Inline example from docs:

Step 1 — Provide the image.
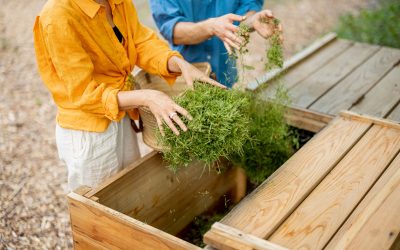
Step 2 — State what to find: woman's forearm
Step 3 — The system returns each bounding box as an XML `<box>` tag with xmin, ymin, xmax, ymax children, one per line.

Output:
<box><xmin>117</xmin><ymin>89</ymin><xmax>153</xmax><ymax>110</ymax></box>
<box><xmin>173</xmin><ymin>20</ymin><xmax>214</xmax><ymax>45</ymax></box>
<box><xmin>167</xmin><ymin>56</ymin><xmax>187</xmax><ymax>73</ymax></box>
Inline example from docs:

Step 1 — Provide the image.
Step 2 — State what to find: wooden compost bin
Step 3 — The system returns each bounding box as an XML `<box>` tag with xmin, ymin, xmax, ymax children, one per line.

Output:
<box><xmin>249</xmin><ymin>33</ymin><xmax>400</xmax><ymax>133</ymax></box>
<box><xmin>68</xmin><ymin>152</ymin><xmax>246</xmax><ymax>249</ymax></box>
<box><xmin>204</xmin><ymin>111</ymin><xmax>400</xmax><ymax>250</ymax></box>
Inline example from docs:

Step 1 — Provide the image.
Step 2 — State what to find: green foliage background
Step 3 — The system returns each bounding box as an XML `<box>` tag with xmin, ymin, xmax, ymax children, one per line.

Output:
<box><xmin>336</xmin><ymin>0</ymin><xmax>400</xmax><ymax>48</ymax></box>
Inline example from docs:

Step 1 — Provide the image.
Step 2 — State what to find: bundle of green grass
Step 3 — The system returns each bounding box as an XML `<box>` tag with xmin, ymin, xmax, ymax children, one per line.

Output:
<box><xmin>230</xmin><ymin>87</ymin><xmax>297</xmax><ymax>184</ymax></box>
<box><xmin>158</xmin><ymin>82</ymin><xmax>297</xmax><ymax>184</ymax></box>
<box><xmin>157</xmin><ymin>82</ymin><xmax>251</xmax><ymax>171</ymax></box>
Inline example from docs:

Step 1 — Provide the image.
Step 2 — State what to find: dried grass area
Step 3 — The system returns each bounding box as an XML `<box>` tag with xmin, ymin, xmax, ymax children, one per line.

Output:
<box><xmin>0</xmin><ymin>0</ymin><xmax>374</xmax><ymax>249</ymax></box>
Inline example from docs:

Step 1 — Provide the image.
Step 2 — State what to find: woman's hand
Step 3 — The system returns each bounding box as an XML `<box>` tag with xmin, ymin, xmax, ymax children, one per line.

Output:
<box><xmin>144</xmin><ymin>90</ymin><xmax>192</xmax><ymax>136</ymax></box>
<box><xmin>117</xmin><ymin>89</ymin><xmax>192</xmax><ymax>136</ymax></box>
<box><xmin>245</xmin><ymin>10</ymin><xmax>283</xmax><ymax>40</ymax></box>
<box><xmin>168</xmin><ymin>56</ymin><xmax>227</xmax><ymax>89</ymax></box>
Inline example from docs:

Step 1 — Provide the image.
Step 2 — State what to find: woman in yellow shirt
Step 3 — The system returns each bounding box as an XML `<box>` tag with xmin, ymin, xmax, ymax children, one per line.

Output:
<box><xmin>34</xmin><ymin>0</ymin><xmax>224</xmax><ymax>191</ymax></box>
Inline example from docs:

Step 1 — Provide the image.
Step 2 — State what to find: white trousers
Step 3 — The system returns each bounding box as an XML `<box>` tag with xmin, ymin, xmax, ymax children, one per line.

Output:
<box><xmin>56</xmin><ymin>116</ymin><xmax>140</xmax><ymax>191</ymax></box>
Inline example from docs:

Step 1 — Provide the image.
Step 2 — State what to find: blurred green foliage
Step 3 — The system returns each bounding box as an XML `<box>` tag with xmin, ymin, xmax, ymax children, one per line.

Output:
<box><xmin>336</xmin><ymin>0</ymin><xmax>400</xmax><ymax>48</ymax></box>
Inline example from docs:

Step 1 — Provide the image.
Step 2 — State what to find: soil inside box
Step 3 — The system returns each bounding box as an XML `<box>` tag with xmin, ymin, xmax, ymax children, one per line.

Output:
<box><xmin>176</xmin><ymin>127</ymin><xmax>315</xmax><ymax>247</ymax></box>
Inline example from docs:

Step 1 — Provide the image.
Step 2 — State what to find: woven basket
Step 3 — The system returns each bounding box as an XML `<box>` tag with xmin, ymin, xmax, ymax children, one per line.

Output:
<box><xmin>135</xmin><ymin>62</ymin><xmax>211</xmax><ymax>150</ymax></box>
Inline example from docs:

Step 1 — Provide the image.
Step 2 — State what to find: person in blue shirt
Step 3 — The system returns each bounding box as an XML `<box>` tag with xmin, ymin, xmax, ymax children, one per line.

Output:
<box><xmin>149</xmin><ymin>0</ymin><xmax>280</xmax><ymax>88</ymax></box>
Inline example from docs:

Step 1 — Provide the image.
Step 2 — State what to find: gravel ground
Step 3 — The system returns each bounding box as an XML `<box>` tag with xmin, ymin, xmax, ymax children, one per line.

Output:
<box><xmin>0</xmin><ymin>0</ymin><xmax>375</xmax><ymax>249</ymax></box>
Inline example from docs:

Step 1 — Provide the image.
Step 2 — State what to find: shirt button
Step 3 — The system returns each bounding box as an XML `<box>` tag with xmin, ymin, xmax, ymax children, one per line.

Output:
<box><xmin>207</xmin><ymin>55</ymin><xmax>211</xmax><ymax>60</ymax></box>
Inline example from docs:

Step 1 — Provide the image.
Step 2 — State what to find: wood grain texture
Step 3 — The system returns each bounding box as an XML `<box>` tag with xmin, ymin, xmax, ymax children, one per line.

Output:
<box><xmin>350</xmin><ymin>65</ymin><xmax>400</xmax><ymax>118</ymax></box>
<box><xmin>340</xmin><ymin>111</ymin><xmax>400</xmax><ymax>130</ymax></box>
<box><xmin>310</xmin><ymin>47</ymin><xmax>400</xmax><ymax>115</ymax></box>
<box><xmin>258</xmin><ymin>39</ymin><xmax>353</xmax><ymax>99</ymax></box>
<box><xmin>247</xmin><ymin>33</ymin><xmax>339</xmax><ymax>91</ymax></box>
<box><xmin>326</xmin><ymin>153</ymin><xmax>400</xmax><ymax>250</ymax></box>
<box><xmin>220</xmin><ymin>116</ymin><xmax>371</xmax><ymax>238</ymax></box>
<box><xmin>90</xmin><ymin>153</ymin><xmax>241</xmax><ymax>235</ymax></box>
<box><xmin>68</xmin><ymin>192</ymin><xmax>201</xmax><ymax>250</ymax></box>
<box><xmin>73</xmin><ymin>185</ymin><xmax>92</xmax><ymax>196</ymax></box>
<box><xmin>73</xmin><ymin>231</ymin><xmax>109</xmax><ymax>250</ymax></box>
<box><xmin>204</xmin><ymin>223</ymin><xmax>289</xmax><ymax>250</ymax></box>
<box><xmin>285</xmin><ymin>105</ymin><xmax>334</xmax><ymax>133</ymax></box>
<box><xmin>346</xmin><ymin>168</ymin><xmax>400</xmax><ymax>250</ymax></box>
<box><xmin>387</xmin><ymin>103</ymin><xmax>400</xmax><ymax>122</ymax></box>
<box><xmin>269</xmin><ymin>125</ymin><xmax>400</xmax><ymax>250</ymax></box>
<box><xmin>289</xmin><ymin>42</ymin><xmax>380</xmax><ymax>108</ymax></box>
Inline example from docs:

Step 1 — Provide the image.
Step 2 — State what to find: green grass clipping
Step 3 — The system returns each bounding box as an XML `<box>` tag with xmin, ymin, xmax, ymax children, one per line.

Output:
<box><xmin>157</xmin><ymin>82</ymin><xmax>251</xmax><ymax>171</ymax></box>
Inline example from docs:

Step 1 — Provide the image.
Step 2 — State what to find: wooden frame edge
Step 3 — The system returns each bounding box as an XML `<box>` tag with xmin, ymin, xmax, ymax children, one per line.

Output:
<box><xmin>246</xmin><ymin>32</ymin><xmax>338</xmax><ymax>91</ymax></box>
<box><xmin>285</xmin><ymin>105</ymin><xmax>334</xmax><ymax>133</ymax></box>
<box><xmin>67</xmin><ymin>192</ymin><xmax>201</xmax><ymax>250</ymax></box>
<box><xmin>204</xmin><ymin>222</ymin><xmax>288</xmax><ymax>250</ymax></box>
<box><xmin>340</xmin><ymin>111</ymin><xmax>400</xmax><ymax>130</ymax></box>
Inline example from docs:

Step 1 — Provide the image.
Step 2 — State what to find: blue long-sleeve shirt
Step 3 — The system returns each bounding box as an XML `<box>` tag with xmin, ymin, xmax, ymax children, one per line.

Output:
<box><xmin>149</xmin><ymin>0</ymin><xmax>263</xmax><ymax>87</ymax></box>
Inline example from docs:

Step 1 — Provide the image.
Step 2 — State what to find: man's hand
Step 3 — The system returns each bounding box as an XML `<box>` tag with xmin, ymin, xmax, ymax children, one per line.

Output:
<box><xmin>245</xmin><ymin>10</ymin><xmax>283</xmax><ymax>40</ymax></box>
<box><xmin>208</xmin><ymin>14</ymin><xmax>246</xmax><ymax>54</ymax></box>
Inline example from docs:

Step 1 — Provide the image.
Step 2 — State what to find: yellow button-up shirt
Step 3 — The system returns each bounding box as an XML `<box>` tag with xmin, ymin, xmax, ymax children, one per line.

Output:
<box><xmin>34</xmin><ymin>0</ymin><xmax>181</xmax><ymax>132</ymax></box>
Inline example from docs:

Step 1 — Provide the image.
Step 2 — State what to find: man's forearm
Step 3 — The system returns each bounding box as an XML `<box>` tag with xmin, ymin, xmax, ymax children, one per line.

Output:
<box><xmin>173</xmin><ymin>19</ymin><xmax>214</xmax><ymax>45</ymax></box>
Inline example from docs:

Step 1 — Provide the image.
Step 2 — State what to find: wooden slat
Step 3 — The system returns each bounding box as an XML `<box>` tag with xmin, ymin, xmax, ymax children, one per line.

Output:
<box><xmin>204</xmin><ymin>223</ymin><xmax>289</xmax><ymax>250</ymax></box>
<box><xmin>73</xmin><ymin>231</ymin><xmax>109</xmax><ymax>250</ymax></box>
<box><xmin>73</xmin><ymin>185</ymin><xmax>93</xmax><ymax>196</ymax></box>
<box><xmin>248</xmin><ymin>33</ymin><xmax>339</xmax><ymax>91</ymax></box>
<box><xmin>258</xmin><ymin>39</ymin><xmax>352</xmax><ymax>98</ymax></box>
<box><xmin>340</xmin><ymin>111</ymin><xmax>400</xmax><ymax>130</ymax></box>
<box><xmin>347</xmin><ymin>186</ymin><xmax>400</xmax><ymax>250</ymax></box>
<box><xmin>89</xmin><ymin>153</ymin><xmax>242</xmax><ymax>235</ymax></box>
<box><xmin>289</xmin><ymin>43</ymin><xmax>380</xmax><ymax>108</ymax></box>
<box><xmin>351</xmin><ymin>65</ymin><xmax>400</xmax><ymax>118</ymax></box>
<box><xmin>68</xmin><ymin>192</ymin><xmax>201</xmax><ymax>250</ymax></box>
<box><xmin>310</xmin><ymin>47</ymin><xmax>400</xmax><ymax>115</ymax></box>
<box><xmin>220</xmin><ymin>116</ymin><xmax>371</xmax><ymax>238</ymax></box>
<box><xmin>269</xmin><ymin>125</ymin><xmax>400</xmax><ymax>249</ymax></box>
<box><xmin>285</xmin><ymin>106</ymin><xmax>334</xmax><ymax>133</ymax></box>
<box><xmin>387</xmin><ymin>103</ymin><xmax>400</xmax><ymax>122</ymax></box>
<box><xmin>326</xmin><ymin>153</ymin><xmax>400</xmax><ymax>250</ymax></box>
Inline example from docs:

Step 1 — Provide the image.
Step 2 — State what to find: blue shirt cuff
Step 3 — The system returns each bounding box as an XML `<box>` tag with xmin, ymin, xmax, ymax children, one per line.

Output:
<box><xmin>159</xmin><ymin>15</ymin><xmax>187</xmax><ymax>45</ymax></box>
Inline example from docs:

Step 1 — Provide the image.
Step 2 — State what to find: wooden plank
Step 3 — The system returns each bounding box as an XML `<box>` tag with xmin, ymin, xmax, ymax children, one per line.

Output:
<box><xmin>269</xmin><ymin>125</ymin><xmax>400</xmax><ymax>249</ymax></box>
<box><xmin>310</xmin><ymin>47</ymin><xmax>400</xmax><ymax>115</ymax></box>
<box><xmin>340</xmin><ymin>111</ymin><xmax>400</xmax><ymax>130</ymax></box>
<box><xmin>247</xmin><ymin>33</ymin><xmax>339</xmax><ymax>91</ymax></box>
<box><xmin>258</xmin><ymin>39</ymin><xmax>353</xmax><ymax>98</ymax></box>
<box><xmin>204</xmin><ymin>223</ymin><xmax>289</xmax><ymax>250</ymax></box>
<box><xmin>326</xmin><ymin>153</ymin><xmax>400</xmax><ymax>250</ymax></box>
<box><xmin>387</xmin><ymin>103</ymin><xmax>400</xmax><ymax>122</ymax></box>
<box><xmin>289</xmin><ymin>42</ymin><xmax>380</xmax><ymax>108</ymax></box>
<box><xmin>73</xmin><ymin>185</ymin><xmax>92</xmax><ymax>196</ymax></box>
<box><xmin>90</xmin><ymin>153</ymin><xmax>242</xmax><ymax>235</ymax></box>
<box><xmin>68</xmin><ymin>192</ymin><xmax>201</xmax><ymax>250</ymax></box>
<box><xmin>346</xmin><ymin>169</ymin><xmax>400</xmax><ymax>250</ymax></box>
<box><xmin>220</xmin><ymin>116</ymin><xmax>371</xmax><ymax>238</ymax></box>
<box><xmin>351</xmin><ymin>65</ymin><xmax>400</xmax><ymax>118</ymax></box>
<box><xmin>285</xmin><ymin>106</ymin><xmax>334</xmax><ymax>133</ymax></box>
<box><xmin>73</xmin><ymin>231</ymin><xmax>109</xmax><ymax>250</ymax></box>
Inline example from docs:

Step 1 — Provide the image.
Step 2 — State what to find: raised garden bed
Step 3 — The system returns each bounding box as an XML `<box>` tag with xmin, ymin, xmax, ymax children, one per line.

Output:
<box><xmin>67</xmin><ymin>126</ymin><xmax>314</xmax><ymax>249</ymax></box>
<box><xmin>68</xmin><ymin>152</ymin><xmax>246</xmax><ymax>249</ymax></box>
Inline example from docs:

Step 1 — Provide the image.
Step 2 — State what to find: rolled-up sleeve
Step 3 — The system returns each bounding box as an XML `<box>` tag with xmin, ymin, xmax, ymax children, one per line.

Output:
<box><xmin>129</xmin><ymin>1</ymin><xmax>183</xmax><ymax>85</ymax></box>
<box><xmin>235</xmin><ymin>0</ymin><xmax>264</xmax><ymax>15</ymax></box>
<box><xmin>149</xmin><ymin>0</ymin><xmax>188</xmax><ymax>45</ymax></box>
<box><xmin>43</xmin><ymin>20</ymin><xmax>122</xmax><ymax>121</ymax></box>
